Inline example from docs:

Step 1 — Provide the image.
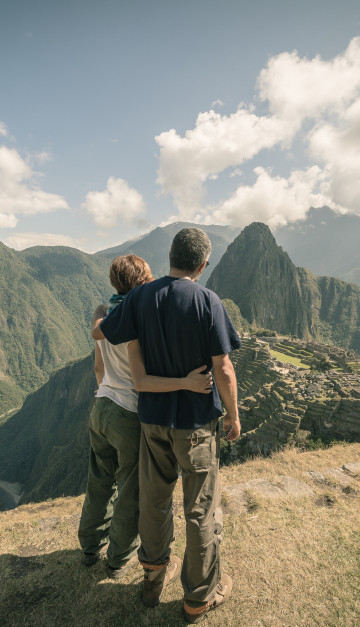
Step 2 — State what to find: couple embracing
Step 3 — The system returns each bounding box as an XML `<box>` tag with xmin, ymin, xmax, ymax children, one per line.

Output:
<box><xmin>78</xmin><ymin>227</ymin><xmax>241</xmax><ymax>623</ymax></box>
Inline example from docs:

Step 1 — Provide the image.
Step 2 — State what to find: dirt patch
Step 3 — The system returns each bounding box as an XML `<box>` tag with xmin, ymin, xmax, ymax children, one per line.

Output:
<box><xmin>17</xmin><ymin>544</ymin><xmax>43</xmax><ymax>557</ymax></box>
<box><xmin>23</xmin><ymin>502</ymin><xmax>58</xmax><ymax>514</ymax></box>
<box><xmin>315</xmin><ymin>494</ymin><xmax>337</xmax><ymax>507</ymax></box>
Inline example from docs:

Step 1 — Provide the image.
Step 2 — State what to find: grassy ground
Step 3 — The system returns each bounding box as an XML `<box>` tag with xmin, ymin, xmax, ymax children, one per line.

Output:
<box><xmin>269</xmin><ymin>349</ymin><xmax>310</xmax><ymax>370</ymax></box>
<box><xmin>1</xmin><ymin>443</ymin><xmax>359</xmax><ymax>626</ymax></box>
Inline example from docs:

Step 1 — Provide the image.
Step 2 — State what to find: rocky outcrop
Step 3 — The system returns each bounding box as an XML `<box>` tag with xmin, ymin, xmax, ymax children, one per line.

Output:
<box><xmin>207</xmin><ymin>223</ymin><xmax>360</xmax><ymax>352</ymax></box>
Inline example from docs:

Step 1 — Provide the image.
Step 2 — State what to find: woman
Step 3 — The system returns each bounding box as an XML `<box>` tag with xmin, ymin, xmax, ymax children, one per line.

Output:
<box><xmin>78</xmin><ymin>254</ymin><xmax>212</xmax><ymax>578</ymax></box>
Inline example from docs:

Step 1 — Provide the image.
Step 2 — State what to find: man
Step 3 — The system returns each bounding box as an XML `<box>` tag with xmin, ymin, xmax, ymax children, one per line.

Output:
<box><xmin>93</xmin><ymin>228</ymin><xmax>241</xmax><ymax>623</ymax></box>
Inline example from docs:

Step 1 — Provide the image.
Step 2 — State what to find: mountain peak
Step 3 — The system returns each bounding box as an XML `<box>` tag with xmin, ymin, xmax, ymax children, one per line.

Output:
<box><xmin>206</xmin><ymin>222</ymin><xmax>308</xmax><ymax>336</ymax></box>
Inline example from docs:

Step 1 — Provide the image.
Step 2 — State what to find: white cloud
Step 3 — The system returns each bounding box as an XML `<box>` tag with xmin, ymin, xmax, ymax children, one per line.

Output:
<box><xmin>83</xmin><ymin>176</ymin><xmax>146</xmax><ymax>229</ymax></box>
<box><xmin>0</xmin><ymin>213</ymin><xmax>18</xmax><ymax>228</ymax></box>
<box><xmin>211</xmin><ymin>99</ymin><xmax>224</xmax><ymax>107</ymax></box>
<box><xmin>208</xmin><ymin>166</ymin><xmax>329</xmax><ymax>228</ymax></box>
<box><xmin>229</xmin><ymin>168</ymin><xmax>243</xmax><ymax>178</ymax></box>
<box><xmin>156</xmin><ymin>37</ymin><xmax>360</xmax><ymax>227</ymax></box>
<box><xmin>4</xmin><ymin>232</ymin><xmax>85</xmax><ymax>251</ymax></box>
<box><xmin>32</xmin><ymin>151</ymin><xmax>51</xmax><ymax>165</ymax></box>
<box><xmin>0</xmin><ymin>122</ymin><xmax>8</xmax><ymax>137</ymax></box>
<box><xmin>0</xmin><ymin>146</ymin><xmax>69</xmax><ymax>227</ymax></box>
<box><xmin>156</xmin><ymin>109</ymin><xmax>292</xmax><ymax>218</ymax></box>
<box><xmin>308</xmin><ymin>99</ymin><xmax>360</xmax><ymax>213</ymax></box>
<box><xmin>258</xmin><ymin>37</ymin><xmax>360</xmax><ymax>121</ymax></box>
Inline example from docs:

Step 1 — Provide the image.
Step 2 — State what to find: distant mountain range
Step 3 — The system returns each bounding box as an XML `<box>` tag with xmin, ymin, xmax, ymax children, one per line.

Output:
<box><xmin>97</xmin><ymin>208</ymin><xmax>360</xmax><ymax>287</ymax></box>
<box><xmin>274</xmin><ymin>206</ymin><xmax>360</xmax><ymax>284</ymax></box>
<box><xmin>95</xmin><ymin>222</ymin><xmax>241</xmax><ymax>285</ymax></box>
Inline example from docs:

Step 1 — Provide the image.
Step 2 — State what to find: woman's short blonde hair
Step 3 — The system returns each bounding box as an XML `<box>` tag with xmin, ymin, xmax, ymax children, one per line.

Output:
<box><xmin>109</xmin><ymin>254</ymin><xmax>153</xmax><ymax>294</ymax></box>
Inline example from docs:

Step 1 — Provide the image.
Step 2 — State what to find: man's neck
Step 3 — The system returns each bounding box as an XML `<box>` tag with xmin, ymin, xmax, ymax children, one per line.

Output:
<box><xmin>168</xmin><ymin>267</ymin><xmax>197</xmax><ymax>281</ymax></box>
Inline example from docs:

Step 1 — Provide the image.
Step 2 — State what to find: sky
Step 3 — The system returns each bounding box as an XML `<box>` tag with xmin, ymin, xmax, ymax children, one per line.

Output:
<box><xmin>1</xmin><ymin>0</ymin><xmax>360</xmax><ymax>253</ymax></box>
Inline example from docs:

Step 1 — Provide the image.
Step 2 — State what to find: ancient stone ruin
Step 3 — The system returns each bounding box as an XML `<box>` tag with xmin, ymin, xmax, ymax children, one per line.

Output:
<box><xmin>228</xmin><ymin>337</ymin><xmax>360</xmax><ymax>460</ymax></box>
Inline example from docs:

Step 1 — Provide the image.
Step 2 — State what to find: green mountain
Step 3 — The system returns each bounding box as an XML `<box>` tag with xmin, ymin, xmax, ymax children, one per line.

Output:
<box><xmin>0</xmin><ymin>243</ymin><xmax>110</xmax><ymax>408</ymax></box>
<box><xmin>206</xmin><ymin>222</ymin><xmax>360</xmax><ymax>352</ymax></box>
<box><xmin>96</xmin><ymin>222</ymin><xmax>241</xmax><ymax>285</ymax></box>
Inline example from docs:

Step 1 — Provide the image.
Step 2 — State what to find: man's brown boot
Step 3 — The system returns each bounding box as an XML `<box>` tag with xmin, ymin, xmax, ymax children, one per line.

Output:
<box><xmin>141</xmin><ymin>555</ymin><xmax>182</xmax><ymax>607</ymax></box>
<box><xmin>183</xmin><ymin>573</ymin><xmax>233</xmax><ymax>623</ymax></box>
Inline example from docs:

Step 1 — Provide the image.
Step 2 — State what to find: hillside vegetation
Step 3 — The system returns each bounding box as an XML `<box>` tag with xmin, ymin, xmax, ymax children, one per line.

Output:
<box><xmin>1</xmin><ymin>444</ymin><xmax>359</xmax><ymax>626</ymax></box>
<box><xmin>0</xmin><ymin>353</ymin><xmax>96</xmax><ymax>507</ymax></box>
<box><xmin>0</xmin><ymin>243</ymin><xmax>109</xmax><ymax>409</ymax></box>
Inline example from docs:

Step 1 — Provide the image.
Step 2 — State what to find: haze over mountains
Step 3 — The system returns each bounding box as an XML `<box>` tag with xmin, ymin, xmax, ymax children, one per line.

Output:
<box><xmin>274</xmin><ymin>207</ymin><xmax>360</xmax><ymax>285</ymax></box>
<box><xmin>96</xmin><ymin>207</ymin><xmax>360</xmax><ymax>287</ymax></box>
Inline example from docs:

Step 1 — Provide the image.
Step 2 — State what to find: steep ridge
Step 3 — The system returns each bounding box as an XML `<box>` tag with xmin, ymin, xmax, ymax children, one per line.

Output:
<box><xmin>0</xmin><ymin>353</ymin><xmax>96</xmax><ymax>507</ymax></box>
<box><xmin>206</xmin><ymin>222</ymin><xmax>360</xmax><ymax>352</ymax></box>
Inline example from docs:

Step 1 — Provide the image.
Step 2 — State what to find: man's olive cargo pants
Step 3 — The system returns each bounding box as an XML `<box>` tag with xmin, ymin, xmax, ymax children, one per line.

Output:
<box><xmin>138</xmin><ymin>419</ymin><xmax>223</xmax><ymax>604</ymax></box>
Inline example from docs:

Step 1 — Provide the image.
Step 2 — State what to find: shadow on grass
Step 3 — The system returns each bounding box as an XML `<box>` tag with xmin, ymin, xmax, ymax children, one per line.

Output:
<box><xmin>0</xmin><ymin>549</ymin><xmax>188</xmax><ymax>626</ymax></box>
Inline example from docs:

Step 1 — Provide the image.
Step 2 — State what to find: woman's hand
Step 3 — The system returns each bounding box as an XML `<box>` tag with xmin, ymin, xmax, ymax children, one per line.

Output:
<box><xmin>185</xmin><ymin>366</ymin><xmax>213</xmax><ymax>394</ymax></box>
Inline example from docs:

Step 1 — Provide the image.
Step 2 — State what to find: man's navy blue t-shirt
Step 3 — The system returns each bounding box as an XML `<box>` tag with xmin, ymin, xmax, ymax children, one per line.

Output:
<box><xmin>100</xmin><ymin>276</ymin><xmax>241</xmax><ymax>429</ymax></box>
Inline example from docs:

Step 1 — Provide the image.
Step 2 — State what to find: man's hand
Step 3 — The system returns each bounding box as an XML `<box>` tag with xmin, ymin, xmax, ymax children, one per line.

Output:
<box><xmin>222</xmin><ymin>413</ymin><xmax>241</xmax><ymax>441</ymax></box>
<box><xmin>91</xmin><ymin>304</ymin><xmax>108</xmax><ymax>340</ymax></box>
<box><xmin>185</xmin><ymin>366</ymin><xmax>213</xmax><ymax>394</ymax></box>
<box><xmin>212</xmin><ymin>353</ymin><xmax>240</xmax><ymax>440</ymax></box>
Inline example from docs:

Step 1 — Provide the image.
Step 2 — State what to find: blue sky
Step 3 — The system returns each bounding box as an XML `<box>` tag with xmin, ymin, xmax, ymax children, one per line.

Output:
<box><xmin>1</xmin><ymin>0</ymin><xmax>360</xmax><ymax>252</ymax></box>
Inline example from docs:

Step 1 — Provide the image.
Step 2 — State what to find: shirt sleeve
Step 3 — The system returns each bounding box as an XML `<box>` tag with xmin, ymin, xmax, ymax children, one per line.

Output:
<box><xmin>209</xmin><ymin>299</ymin><xmax>242</xmax><ymax>356</ymax></box>
<box><xmin>100</xmin><ymin>292</ymin><xmax>138</xmax><ymax>345</ymax></box>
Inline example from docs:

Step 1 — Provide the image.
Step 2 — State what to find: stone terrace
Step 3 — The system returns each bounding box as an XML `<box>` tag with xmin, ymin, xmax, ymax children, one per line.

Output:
<box><xmin>229</xmin><ymin>337</ymin><xmax>360</xmax><ymax>460</ymax></box>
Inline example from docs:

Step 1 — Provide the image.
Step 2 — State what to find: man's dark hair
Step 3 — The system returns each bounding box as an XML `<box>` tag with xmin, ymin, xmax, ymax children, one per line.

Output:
<box><xmin>169</xmin><ymin>227</ymin><xmax>212</xmax><ymax>272</ymax></box>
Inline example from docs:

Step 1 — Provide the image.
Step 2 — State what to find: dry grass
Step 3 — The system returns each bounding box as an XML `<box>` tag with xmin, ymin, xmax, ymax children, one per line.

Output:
<box><xmin>1</xmin><ymin>443</ymin><xmax>359</xmax><ymax>626</ymax></box>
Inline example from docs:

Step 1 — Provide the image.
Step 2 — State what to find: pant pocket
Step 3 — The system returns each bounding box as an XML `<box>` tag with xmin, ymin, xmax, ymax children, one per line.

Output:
<box><xmin>175</xmin><ymin>426</ymin><xmax>213</xmax><ymax>472</ymax></box>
